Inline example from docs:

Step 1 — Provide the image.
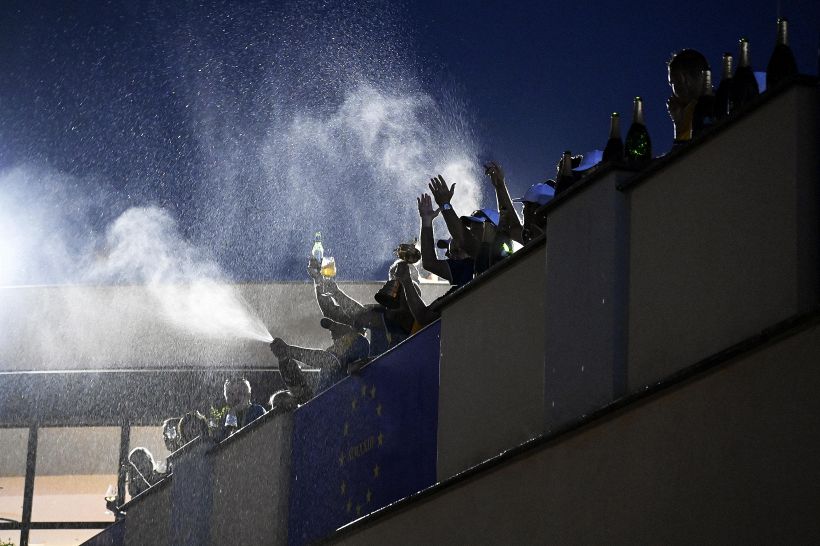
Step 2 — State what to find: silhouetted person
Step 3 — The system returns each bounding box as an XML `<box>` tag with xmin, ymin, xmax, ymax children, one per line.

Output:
<box><xmin>308</xmin><ymin>258</ymin><xmax>420</xmax><ymax>356</ymax></box>
<box><xmin>268</xmin><ymin>389</ymin><xmax>299</xmax><ymax>415</ymax></box>
<box><xmin>394</xmin><ymin>261</ymin><xmax>439</xmax><ymax>327</ymax></box>
<box><xmin>513</xmin><ymin>182</ymin><xmax>554</xmax><ymax>243</ymax></box>
<box><xmin>667</xmin><ymin>49</ymin><xmax>709</xmax><ymax>144</ymax></box>
<box><xmin>162</xmin><ymin>417</ymin><xmax>184</xmax><ymax>453</ymax></box>
<box><xmin>127</xmin><ymin>447</ymin><xmax>165</xmax><ymax>497</ymax></box>
<box><xmin>416</xmin><ymin>193</ymin><xmax>474</xmax><ymax>287</ymax></box>
<box><xmin>221</xmin><ymin>378</ymin><xmax>266</xmax><ymax>437</ymax></box>
<box><xmin>177</xmin><ymin>411</ymin><xmax>209</xmax><ymax>445</ymax></box>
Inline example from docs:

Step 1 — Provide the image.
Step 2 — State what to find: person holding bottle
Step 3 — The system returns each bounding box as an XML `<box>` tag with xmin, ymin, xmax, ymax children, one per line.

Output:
<box><xmin>666</xmin><ymin>49</ymin><xmax>710</xmax><ymax>146</ymax></box>
<box><xmin>307</xmin><ymin>255</ymin><xmax>420</xmax><ymax>357</ymax></box>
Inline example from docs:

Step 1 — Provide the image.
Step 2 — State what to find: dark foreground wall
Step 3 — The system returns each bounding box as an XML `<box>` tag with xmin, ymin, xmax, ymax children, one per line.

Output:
<box><xmin>332</xmin><ymin>321</ymin><xmax>820</xmax><ymax>544</ymax></box>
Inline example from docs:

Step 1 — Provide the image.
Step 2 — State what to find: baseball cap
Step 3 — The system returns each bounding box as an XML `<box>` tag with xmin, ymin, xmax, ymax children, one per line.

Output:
<box><xmin>462</xmin><ymin>208</ymin><xmax>500</xmax><ymax>225</ymax></box>
<box><xmin>513</xmin><ymin>182</ymin><xmax>555</xmax><ymax>206</ymax></box>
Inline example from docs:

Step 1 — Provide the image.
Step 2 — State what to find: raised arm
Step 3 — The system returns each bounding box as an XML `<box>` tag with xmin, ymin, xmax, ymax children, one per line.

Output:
<box><xmin>428</xmin><ymin>175</ymin><xmax>479</xmax><ymax>256</ymax></box>
<box><xmin>485</xmin><ymin>162</ymin><xmax>524</xmax><ymax>244</ymax></box>
<box><xmin>394</xmin><ymin>262</ymin><xmax>439</xmax><ymax>327</ymax></box>
<box><xmin>417</xmin><ymin>193</ymin><xmax>452</xmax><ymax>282</ymax></box>
<box><xmin>307</xmin><ymin>258</ymin><xmax>366</xmax><ymax>325</ymax></box>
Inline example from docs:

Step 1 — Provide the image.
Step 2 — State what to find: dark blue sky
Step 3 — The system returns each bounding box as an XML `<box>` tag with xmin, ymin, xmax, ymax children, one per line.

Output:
<box><xmin>1</xmin><ymin>1</ymin><xmax>818</xmax><ymax>282</ymax></box>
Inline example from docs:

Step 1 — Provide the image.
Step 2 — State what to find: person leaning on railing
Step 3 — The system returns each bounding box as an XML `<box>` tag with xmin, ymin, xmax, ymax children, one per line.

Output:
<box><xmin>127</xmin><ymin>447</ymin><xmax>166</xmax><ymax>497</ymax></box>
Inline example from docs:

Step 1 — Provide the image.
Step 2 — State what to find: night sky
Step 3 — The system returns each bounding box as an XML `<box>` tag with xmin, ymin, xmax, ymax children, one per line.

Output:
<box><xmin>1</xmin><ymin>0</ymin><xmax>818</xmax><ymax>283</ymax></box>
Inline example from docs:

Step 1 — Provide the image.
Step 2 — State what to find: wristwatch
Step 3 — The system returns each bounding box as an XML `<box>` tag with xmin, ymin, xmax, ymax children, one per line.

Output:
<box><xmin>442</xmin><ymin>203</ymin><xmax>453</xmax><ymax>212</ymax></box>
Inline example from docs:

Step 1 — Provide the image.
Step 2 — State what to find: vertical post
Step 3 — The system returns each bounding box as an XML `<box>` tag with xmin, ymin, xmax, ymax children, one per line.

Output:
<box><xmin>114</xmin><ymin>421</ymin><xmax>131</xmax><ymax>521</ymax></box>
<box><xmin>118</xmin><ymin>424</ymin><xmax>130</xmax><ymax>511</ymax></box>
<box><xmin>20</xmin><ymin>425</ymin><xmax>38</xmax><ymax>546</ymax></box>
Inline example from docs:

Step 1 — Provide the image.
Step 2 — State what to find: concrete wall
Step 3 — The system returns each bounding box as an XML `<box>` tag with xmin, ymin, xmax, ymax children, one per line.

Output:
<box><xmin>122</xmin><ymin>481</ymin><xmax>170</xmax><ymax>546</ymax></box>
<box><xmin>121</xmin><ymin>411</ymin><xmax>293</xmax><ymax>546</ymax></box>
<box><xmin>209</xmin><ymin>413</ymin><xmax>292</xmax><ymax>546</ymax></box>
<box><xmin>544</xmin><ymin>169</ymin><xmax>632</xmax><ymax>431</ymax></box>
<box><xmin>437</xmin><ymin>245</ymin><xmax>547</xmax><ymax>480</ymax></box>
<box><xmin>626</xmin><ymin>84</ymin><xmax>820</xmax><ymax>390</ymax></box>
<box><xmin>332</xmin><ymin>322</ymin><xmax>820</xmax><ymax>545</ymax></box>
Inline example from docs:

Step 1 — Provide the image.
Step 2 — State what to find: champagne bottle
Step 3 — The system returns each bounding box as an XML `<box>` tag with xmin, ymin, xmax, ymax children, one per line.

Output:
<box><xmin>692</xmin><ymin>69</ymin><xmax>716</xmax><ymax>137</ymax></box>
<box><xmin>602</xmin><ymin>112</ymin><xmax>624</xmax><ymax>163</ymax></box>
<box><xmin>624</xmin><ymin>97</ymin><xmax>652</xmax><ymax>165</ymax></box>
<box><xmin>714</xmin><ymin>53</ymin><xmax>734</xmax><ymax>119</ymax></box>
<box><xmin>730</xmin><ymin>38</ymin><xmax>760</xmax><ymax>112</ymax></box>
<box><xmin>311</xmin><ymin>232</ymin><xmax>324</xmax><ymax>262</ymax></box>
<box><xmin>554</xmin><ymin>151</ymin><xmax>575</xmax><ymax>194</ymax></box>
<box><xmin>766</xmin><ymin>18</ymin><xmax>798</xmax><ymax>90</ymax></box>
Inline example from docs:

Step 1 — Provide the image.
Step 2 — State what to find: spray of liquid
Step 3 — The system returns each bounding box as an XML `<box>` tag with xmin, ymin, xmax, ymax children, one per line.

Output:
<box><xmin>88</xmin><ymin>206</ymin><xmax>273</xmax><ymax>343</ymax></box>
<box><xmin>0</xmin><ymin>2</ymin><xmax>486</xmax><ymax>370</ymax></box>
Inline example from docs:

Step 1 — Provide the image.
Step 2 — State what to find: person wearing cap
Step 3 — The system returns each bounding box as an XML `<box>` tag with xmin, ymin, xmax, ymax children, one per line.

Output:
<box><xmin>416</xmin><ymin>192</ymin><xmax>474</xmax><ymax>288</ymax></box>
<box><xmin>513</xmin><ymin>181</ymin><xmax>554</xmax><ymax>243</ymax></box>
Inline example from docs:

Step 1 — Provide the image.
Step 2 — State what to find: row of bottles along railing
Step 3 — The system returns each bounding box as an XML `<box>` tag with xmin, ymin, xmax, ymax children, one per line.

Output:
<box><xmin>559</xmin><ymin>17</ymin><xmax>802</xmax><ymax>184</ymax></box>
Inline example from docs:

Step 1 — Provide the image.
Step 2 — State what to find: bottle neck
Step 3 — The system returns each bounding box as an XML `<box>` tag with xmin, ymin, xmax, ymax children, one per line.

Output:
<box><xmin>632</xmin><ymin>98</ymin><xmax>645</xmax><ymax>125</ymax></box>
<box><xmin>739</xmin><ymin>39</ymin><xmax>751</xmax><ymax>68</ymax></box>
<box><xmin>777</xmin><ymin>18</ymin><xmax>789</xmax><ymax>46</ymax></box>
<box><xmin>702</xmin><ymin>69</ymin><xmax>714</xmax><ymax>96</ymax></box>
<box><xmin>608</xmin><ymin>113</ymin><xmax>620</xmax><ymax>139</ymax></box>
<box><xmin>722</xmin><ymin>53</ymin><xmax>734</xmax><ymax>79</ymax></box>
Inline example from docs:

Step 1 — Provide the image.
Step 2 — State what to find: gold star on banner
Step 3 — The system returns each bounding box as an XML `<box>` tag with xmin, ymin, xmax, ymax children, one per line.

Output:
<box><xmin>351</xmin><ymin>397</ymin><xmax>357</xmax><ymax>410</ymax></box>
<box><xmin>373</xmin><ymin>464</ymin><xmax>380</xmax><ymax>478</ymax></box>
<box><xmin>346</xmin><ymin>499</ymin><xmax>352</xmax><ymax>513</ymax></box>
<box><xmin>369</xmin><ymin>385</ymin><xmax>377</xmax><ymax>398</ymax></box>
<box><xmin>338</xmin><ymin>453</ymin><xmax>345</xmax><ymax>467</ymax></box>
<box><xmin>366</xmin><ymin>489</ymin><xmax>372</xmax><ymax>503</ymax></box>
<box><xmin>377</xmin><ymin>432</ymin><xmax>384</xmax><ymax>446</ymax></box>
<box><xmin>340</xmin><ymin>481</ymin><xmax>346</xmax><ymax>496</ymax></box>
<box><xmin>361</xmin><ymin>384</ymin><xmax>367</xmax><ymax>398</ymax></box>
<box><xmin>343</xmin><ymin>421</ymin><xmax>349</xmax><ymax>436</ymax></box>
<box><xmin>356</xmin><ymin>504</ymin><xmax>362</xmax><ymax>516</ymax></box>
<box><xmin>375</xmin><ymin>403</ymin><xmax>382</xmax><ymax>416</ymax></box>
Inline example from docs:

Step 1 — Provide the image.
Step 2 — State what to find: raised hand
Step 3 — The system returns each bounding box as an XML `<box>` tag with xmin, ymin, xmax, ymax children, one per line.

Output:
<box><xmin>484</xmin><ymin>161</ymin><xmax>505</xmax><ymax>189</ymax></box>
<box><xmin>393</xmin><ymin>260</ymin><xmax>411</xmax><ymax>284</ymax></box>
<box><xmin>428</xmin><ymin>175</ymin><xmax>456</xmax><ymax>207</ymax></box>
<box><xmin>417</xmin><ymin>193</ymin><xmax>440</xmax><ymax>222</ymax></box>
<box><xmin>270</xmin><ymin>337</ymin><xmax>290</xmax><ymax>360</ymax></box>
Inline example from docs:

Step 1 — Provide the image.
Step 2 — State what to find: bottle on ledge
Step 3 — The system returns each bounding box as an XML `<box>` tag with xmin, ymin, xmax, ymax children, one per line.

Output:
<box><xmin>714</xmin><ymin>53</ymin><xmax>734</xmax><ymax>120</ymax></box>
<box><xmin>625</xmin><ymin>97</ymin><xmax>652</xmax><ymax>166</ymax></box>
<box><xmin>766</xmin><ymin>18</ymin><xmax>798</xmax><ymax>90</ymax></box>
<box><xmin>602</xmin><ymin>112</ymin><xmax>624</xmax><ymax>163</ymax></box>
<box><xmin>554</xmin><ymin>151</ymin><xmax>575</xmax><ymax>194</ymax></box>
<box><xmin>730</xmin><ymin>38</ymin><xmax>760</xmax><ymax>112</ymax></box>
<box><xmin>692</xmin><ymin>69</ymin><xmax>716</xmax><ymax>138</ymax></box>
<box><xmin>311</xmin><ymin>231</ymin><xmax>324</xmax><ymax>263</ymax></box>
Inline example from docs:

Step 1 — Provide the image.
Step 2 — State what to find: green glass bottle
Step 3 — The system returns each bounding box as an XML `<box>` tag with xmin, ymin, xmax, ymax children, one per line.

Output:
<box><xmin>625</xmin><ymin>97</ymin><xmax>652</xmax><ymax>165</ymax></box>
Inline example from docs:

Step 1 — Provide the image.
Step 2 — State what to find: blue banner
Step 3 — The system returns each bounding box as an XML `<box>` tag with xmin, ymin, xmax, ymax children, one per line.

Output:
<box><xmin>288</xmin><ymin>321</ymin><xmax>440</xmax><ymax>546</ymax></box>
